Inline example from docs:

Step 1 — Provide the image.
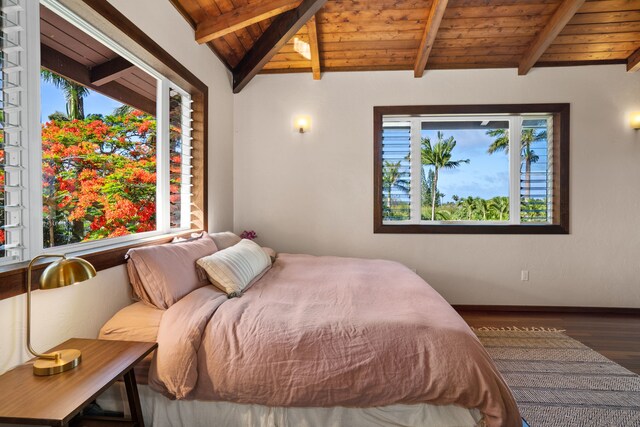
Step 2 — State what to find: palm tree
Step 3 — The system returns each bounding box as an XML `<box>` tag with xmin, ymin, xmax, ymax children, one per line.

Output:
<box><xmin>41</xmin><ymin>69</ymin><xmax>90</xmax><ymax>120</ymax></box>
<box><xmin>520</xmin><ymin>129</ymin><xmax>541</xmax><ymax>198</ymax></box>
<box><xmin>113</xmin><ymin>104</ymin><xmax>135</xmax><ymax>116</ymax></box>
<box><xmin>421</xmin><ymin>132</ymin><xmax>469</xmax><ymax>220</ymax></box>
<box><xmin>382</xmin><ymin>160</ymin><xmax>410</xmax><ymax>218</ymax></box>
<box><xmin>490</xmin><ymin>196</ymin><xmax>509</xmax><ymax>221</ymax></box>
<box><xmin>486</xmin><ymin>127</ymin><xmax>546</xmax><ymax>198</ymax></box>
<box><xmin>435</xmin><ymin>209</ymin><xmax>451</xmax><ymax>221</ymax></box>
<box><xmin>474</xmin><ymin>198</ymin><xmax>492</xmax><ymax>220</ymax></box>
<box><xmin>486</xmin><ymin>129</ymin><xmax>508</xmax><ymax>155</ymax></box>
<box><xmin>455</xmin><ymin>196</ymin><xmax>476</xmax><ymax>220</ymax></box>
<box><xmin>423</xmin><ymin>169</ymin><xmax>444</xmax><ymax>205</ymax></box>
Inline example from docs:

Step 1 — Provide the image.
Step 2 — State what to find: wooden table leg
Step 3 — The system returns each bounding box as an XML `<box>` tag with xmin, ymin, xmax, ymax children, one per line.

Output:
<box><xmin>123</xmin><ymin>371</ymin><xmax>144</xmax><ymax>427</ymax></box>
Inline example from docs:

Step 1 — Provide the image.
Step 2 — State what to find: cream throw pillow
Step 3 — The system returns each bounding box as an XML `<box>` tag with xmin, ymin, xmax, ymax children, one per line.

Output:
<box><xmin>196</xmin><ymin>239</ymin><xmax>271</xmax><ymax>297</ymax></box>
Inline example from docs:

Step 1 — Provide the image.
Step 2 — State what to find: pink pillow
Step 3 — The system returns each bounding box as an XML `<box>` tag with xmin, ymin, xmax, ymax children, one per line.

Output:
<box><xmin>126</xmin><ymin>234</ymin><xmax>218</xmax><ymax>309</ymax></box>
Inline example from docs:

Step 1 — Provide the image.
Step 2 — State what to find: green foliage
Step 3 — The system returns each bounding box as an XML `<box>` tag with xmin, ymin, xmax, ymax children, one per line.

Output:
<box><xmin>490</xmin><ymin>196</ymin><xmax>510</xmax><ymax>221</ymax></box>
<box><xmin>486</xmin><ymin>128</ymin><xmax>509</xmax><ymax>154</ymax></box>
<box><xmin>521</xmin><ymin>198</ymin><xmax>549</xmax><ymax>222</ymax></box>
<box><xmin>418</xmin><ymin>196</ymin><xmax>512</xmax><ymax>222</ymax></box>
<box><xmin>48</xmin><ymin>111</ymin><xmax>70</xmax><ymax>122</ymax></box>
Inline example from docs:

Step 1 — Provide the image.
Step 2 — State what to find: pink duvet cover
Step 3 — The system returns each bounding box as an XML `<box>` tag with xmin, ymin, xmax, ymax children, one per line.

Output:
<box><xmin>148</xmin><ymin>254</ymin><xmax>520</xmax><ymax>426</ymax></box>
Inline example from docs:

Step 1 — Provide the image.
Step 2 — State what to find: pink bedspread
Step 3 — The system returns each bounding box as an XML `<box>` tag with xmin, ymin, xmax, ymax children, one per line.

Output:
<box><xmin>149</xmin><ymin>254</ymin><xmax>520</xmax><ymax>426</ymax></box>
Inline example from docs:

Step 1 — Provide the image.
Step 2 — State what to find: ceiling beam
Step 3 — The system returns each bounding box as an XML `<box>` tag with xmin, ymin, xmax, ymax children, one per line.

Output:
<box><xmin>307</xmin><ymin>16</ymin><xmax>321</xmax><ymax>80</ymax></box>
<box><xmin>167</xmin><ymin>0</ymin><xmax>234</xmax><ymax>71</ymax></box>
<box><xmin>518</xmin><ymin>0</ymin><xmax>586</xmax><ymax>75</ymax></box>
<box><xmin>232</xmin><ymin>0</ymin><xmax>328</xmax><ymax>93</ymax></box>
<box><xmin>414</xmin><ymin>0</ymin><xmax>449</xmax><ymax>78</ymax></box>
<box><xmin>41</xmin><ymin>44</ymin><xmax>156</xmax><ymax>116</ymax></box>
<box><xmin>90</xmin><ymin>56</ymin><xmax>135</xmax><ymax>86</ymax></box>
<box><xmin>195</xmin><ymin>0</ymin><xmax>299</xmax><ymax>44</ymax></box>
<box><xmin>627</xmin><ymin>47</ymin><xmax>640</xmax><ymax>72</ymax></box>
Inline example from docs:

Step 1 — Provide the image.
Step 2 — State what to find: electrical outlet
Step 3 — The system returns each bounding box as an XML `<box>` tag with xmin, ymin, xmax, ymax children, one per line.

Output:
<box><xmin>521</xmin><ymin>270</ymin><xmax>529</xmax><ymax>281</ymax></box>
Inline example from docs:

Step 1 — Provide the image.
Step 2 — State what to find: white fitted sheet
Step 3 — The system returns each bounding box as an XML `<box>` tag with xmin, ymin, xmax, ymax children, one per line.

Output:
<box><xmin>98</xmin><ymin>383</ymin><xmax>484</xmax><ymax>427</ymax></box>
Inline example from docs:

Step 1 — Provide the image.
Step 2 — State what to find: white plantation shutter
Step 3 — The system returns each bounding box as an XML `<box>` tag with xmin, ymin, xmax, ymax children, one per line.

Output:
<box><xmin>546</xmin><ymin>118</ymin><xmax>554</xmax><ymax>221</ymax></box>
<box><xmin>179</xmin><ymin>93</ymin><xmax>193</xmax><ymax>229</ymax></box>
<box><xmin>168</xmin><ymin>87</ymin><xmax>193</xmax><ymax>229</ymax></box>
<box><xmin>520</xmin><ymin>117</ymin><xmax>553</xmax><ymax>224</ymax></box>
<box><xmin>0</xmin><ymin>0</ymin><xmax>27</xmax><ymax>264</ymax></box>
<box><xmin>381</xmin><ymin>121</ymin><xmax>412</xmax><ymax>222</ymax></box>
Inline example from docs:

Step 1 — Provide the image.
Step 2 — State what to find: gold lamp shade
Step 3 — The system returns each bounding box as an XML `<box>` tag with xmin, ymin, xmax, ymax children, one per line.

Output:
<box><xmin>40</xmin><ymin>256</ymin><xmax>97</xmax><ymax>289</ymax></box>
<box><xmin>26</xmin><ymin>255</ymin><xmax>97</xmax><ymax>375</ymax></box>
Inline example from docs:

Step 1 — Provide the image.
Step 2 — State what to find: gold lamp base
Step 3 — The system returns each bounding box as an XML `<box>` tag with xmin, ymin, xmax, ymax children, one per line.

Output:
<box><xmin>33</xmin><ymin>349</ymin><xmax>82</xmax><ymax>376</ymax></box>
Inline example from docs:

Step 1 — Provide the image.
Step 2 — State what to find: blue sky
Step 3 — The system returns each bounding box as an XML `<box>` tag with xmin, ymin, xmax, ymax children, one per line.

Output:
<box><xmin>40</xmin><ymin>78</ymin><xmax>123</xmax><ymax>123</ymax></box>
<box><xmin>421</xmin><ymin>129</ymin><xmax>509</xmax><ymax>202</ymax></box>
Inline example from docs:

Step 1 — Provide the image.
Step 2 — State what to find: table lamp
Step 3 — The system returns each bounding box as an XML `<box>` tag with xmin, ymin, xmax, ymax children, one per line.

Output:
<box><xmin>26</xmin><ymin>254</ymin><xmax>97</xmax><ymax>376</ymax></box>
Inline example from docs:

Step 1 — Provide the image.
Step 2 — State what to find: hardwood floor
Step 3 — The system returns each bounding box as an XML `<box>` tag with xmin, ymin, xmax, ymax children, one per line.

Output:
<box><xmin>458</xmin><ymin>309</ymin><xmax>640</xmax><ymax>375</ymax></box>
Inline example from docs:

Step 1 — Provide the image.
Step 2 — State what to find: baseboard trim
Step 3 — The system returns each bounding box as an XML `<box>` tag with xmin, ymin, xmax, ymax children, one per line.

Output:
<box><xmin>453</xmin><ymin>304</ymin><xmax>640</xmax><ymax>315</ymax></box>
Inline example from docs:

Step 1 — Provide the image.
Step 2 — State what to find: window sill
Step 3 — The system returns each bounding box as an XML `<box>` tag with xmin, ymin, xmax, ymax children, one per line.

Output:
<box><xmin>0</xmin><ymin>229</ymin><xmax>201</xmax><ymax>301</ymax></box>
<box><xmin>374</xmin><ymin>224</ymin><xmax>569</xmax><ymax>234</ymax></box>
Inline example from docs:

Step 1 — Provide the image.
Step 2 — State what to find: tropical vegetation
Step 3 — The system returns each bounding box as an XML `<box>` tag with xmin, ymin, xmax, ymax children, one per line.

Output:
<box><xmin>42</xmin><ymin>108</ymin><xmax>159</xmax><ymax>247</ymax></box>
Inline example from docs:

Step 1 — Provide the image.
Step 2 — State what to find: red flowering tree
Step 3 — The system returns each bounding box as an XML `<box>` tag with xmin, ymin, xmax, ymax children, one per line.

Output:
<box><xmin>42</xmin><ymin>109</ymin><xmax>159</xmax><ymax>246</ymax></box>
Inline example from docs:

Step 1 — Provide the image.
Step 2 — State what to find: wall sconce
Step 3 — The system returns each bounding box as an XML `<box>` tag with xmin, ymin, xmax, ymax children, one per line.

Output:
<box><xmin>294</xmin><ymin>115</ymin><xmax>311</xmax><ymax>134</ymax></box>
<box><xmin>631</xmin><ymin>112</ymin><xmax>640</xmax><ymax>130</ymax></box>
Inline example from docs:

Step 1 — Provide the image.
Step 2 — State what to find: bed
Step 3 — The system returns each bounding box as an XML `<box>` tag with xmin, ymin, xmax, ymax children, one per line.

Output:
<box><xmin>98</xmin><ymin>234</ymin><xmax>521</xmax><ymax>427</ymax></box>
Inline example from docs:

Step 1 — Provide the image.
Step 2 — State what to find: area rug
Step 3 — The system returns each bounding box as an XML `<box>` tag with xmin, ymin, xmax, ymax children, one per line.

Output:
<box><xmin>474</xmin><ymin>327</ymin><xmax>640</xmax><ymax>427</ymax></box>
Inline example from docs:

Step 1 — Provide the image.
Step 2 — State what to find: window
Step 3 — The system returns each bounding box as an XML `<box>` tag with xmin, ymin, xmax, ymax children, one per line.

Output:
<box><xmin>40</xmin><ymin>69</ymin><xmax>160</xmax><ymax>247</ymax></box>
<box><xmin>0</xmin><ymin>0</ymin><xmax>200</xmax><ymax>267</ymax></box>
<box><xmin>374</xmin><ymin>104</ymin><xmax>569</xmax><ymax>234</ymax></box>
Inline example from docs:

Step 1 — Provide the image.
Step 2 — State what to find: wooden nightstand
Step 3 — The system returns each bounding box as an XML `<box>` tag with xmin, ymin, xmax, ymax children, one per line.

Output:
<box><xmin>0</xmin><ymin>338</ymin><xmax>157</xmax><ymax>426</ymax></box>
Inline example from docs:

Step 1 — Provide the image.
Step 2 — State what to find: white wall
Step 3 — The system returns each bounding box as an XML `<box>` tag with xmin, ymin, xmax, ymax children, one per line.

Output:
<box><xmin>0</xmin><ymin>266</ymin><xmax>130</xmax><ymax>373</ymax></box>
<box><xmin>0</xmin><ymin>0</ymin><xmax>233</xmax><ymax>373</ymax></box>
<box><xmin>234</xmin><ymin>65</ymin><xmax>640</xmax><ymax>308</ymax></box>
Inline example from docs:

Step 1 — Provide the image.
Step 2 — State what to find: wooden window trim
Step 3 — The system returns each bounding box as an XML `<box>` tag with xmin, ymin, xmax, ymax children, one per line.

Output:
<box><xmin>0</xmin><ymin>0</ymin><xmax>210</xmax><ymax>300</ymax></box>
<box><xmin>373</xmin><ymin>104</ymin><xmax>570</xmax><ymax>235</ymax></box>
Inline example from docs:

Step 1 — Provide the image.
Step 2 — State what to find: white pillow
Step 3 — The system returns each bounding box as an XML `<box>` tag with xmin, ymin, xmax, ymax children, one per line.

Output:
<box><xmin>196</xmin><ymin>239</ymin><xmax>271</xmax><ymax>297</ymax></box>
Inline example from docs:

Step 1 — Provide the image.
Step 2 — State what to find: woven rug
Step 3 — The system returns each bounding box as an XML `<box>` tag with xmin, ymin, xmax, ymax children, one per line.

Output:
<box><xmin>474</xmin><ymin>327</ymin><xmax>640</xmax><ymax>427</ymax></box>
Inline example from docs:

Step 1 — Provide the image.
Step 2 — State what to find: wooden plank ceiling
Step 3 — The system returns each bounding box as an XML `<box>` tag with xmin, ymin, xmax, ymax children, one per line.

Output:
<box><xmin>169</xmin><ymin>0</ymin><xmax>640</xmax><ymax>92</ymax></box>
